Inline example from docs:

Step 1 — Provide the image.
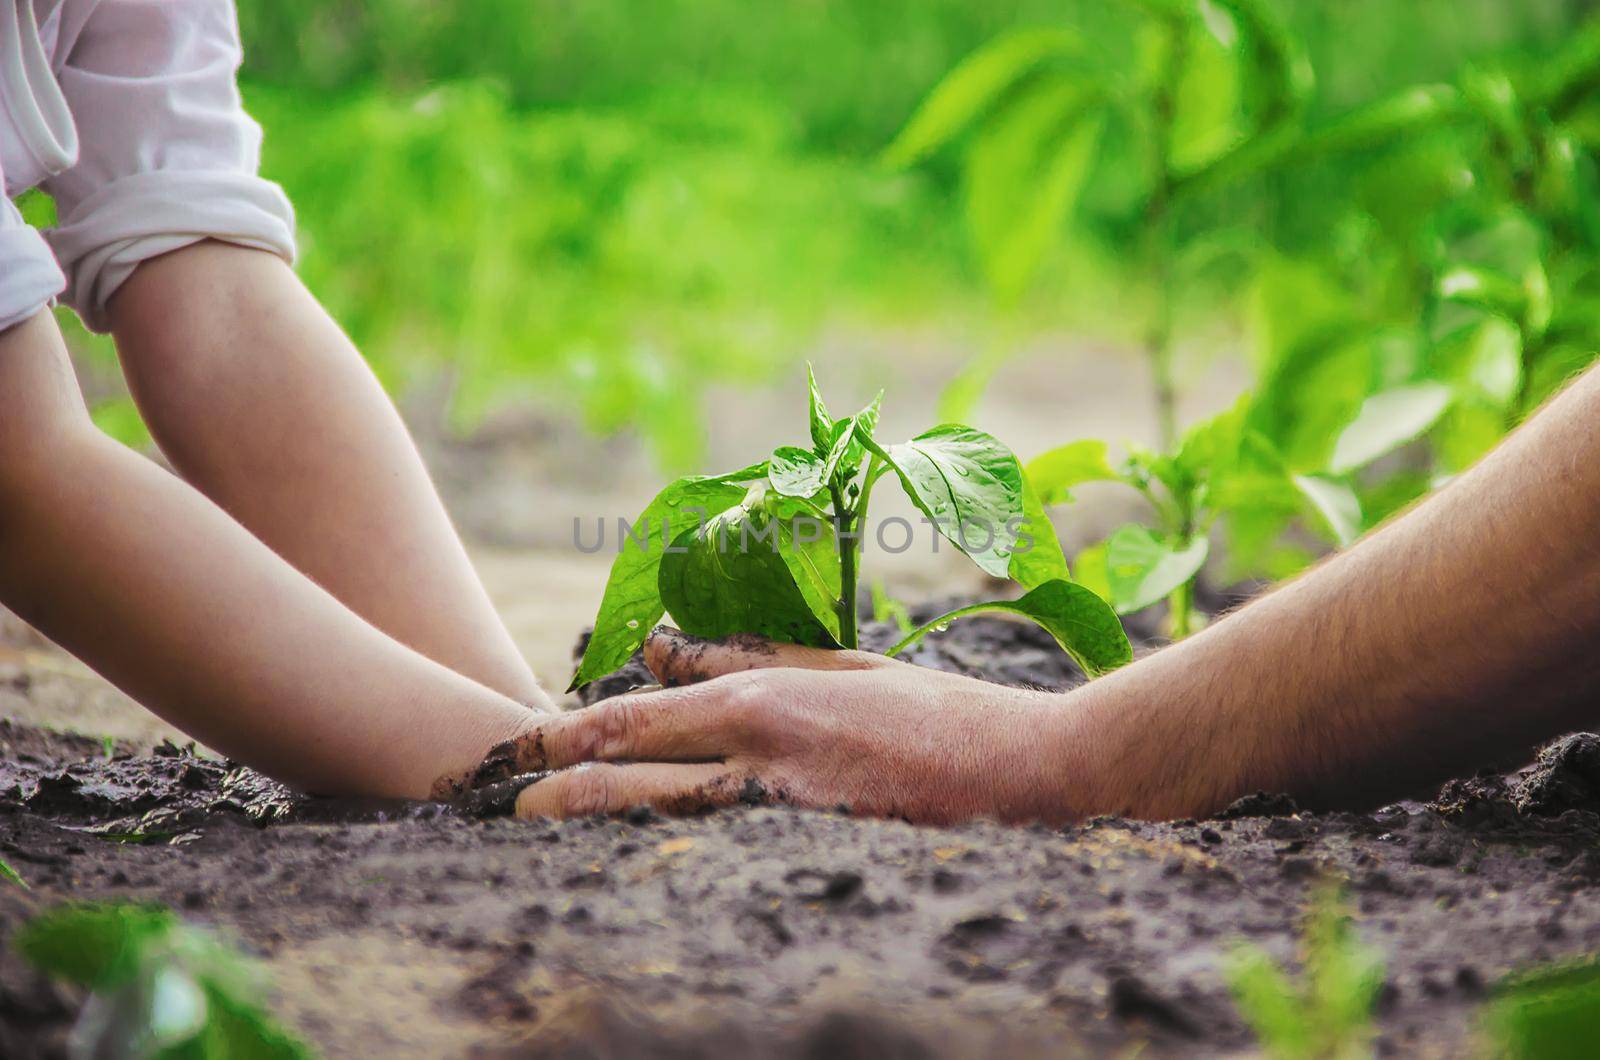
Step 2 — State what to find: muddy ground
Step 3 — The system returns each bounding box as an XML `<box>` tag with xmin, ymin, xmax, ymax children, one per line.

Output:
<box><xmin>6</xmin><ymin>605</ymin><xmax>1600</xmax><ymax>1059</ymax></box>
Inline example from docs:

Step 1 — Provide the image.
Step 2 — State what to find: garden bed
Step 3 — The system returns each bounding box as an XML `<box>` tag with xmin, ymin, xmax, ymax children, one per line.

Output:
<box><xmin>4</xmin><ymin>611</ymin><xmax>1600</xmax><ymax>1057</ymax></box>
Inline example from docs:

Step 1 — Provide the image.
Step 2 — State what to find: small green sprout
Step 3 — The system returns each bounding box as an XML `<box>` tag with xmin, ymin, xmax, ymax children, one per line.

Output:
<box><xmin>869</xmin><ymin>579</ymin><xmax>915</xmax><ymax>636</ymax></box>
<box><xmin>15</xmin><ymin>901</ymin><xmax>314</xmax><ymax>1059</ymax></box>
<box><xmin>1225</xmin><ymin>887</ymin><xmax>1386</xmax><ymax>1060</ymax></box>
<box><xmin>571</xmin><ymin>366</ymin><xmax>1132</xmax><ymax>689</ymax></box>
<box><xmin>1483</xmin><ymin>955</ymin><xmax>1600</xmax><ymax>1059</ymax></box>
<box><xmin>1029</xmin><ymin>396</ymin><xmax>1358</xmax><ymax>638</ymax></box>
<box><xmin>0</xmin><ymin>856</ymin><xmax>27</xmax><ymax>889</ymax></box>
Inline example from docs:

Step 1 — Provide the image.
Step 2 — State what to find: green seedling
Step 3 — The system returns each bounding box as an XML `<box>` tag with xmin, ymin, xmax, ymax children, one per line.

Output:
<box><xmin>1028</xmin><ymin>396</ymin><xmax>1358</xmax><ymax>637</ymax></box>
<box><xmin>16</xmin><ymin>901</ymin><xmax>314</xmax><ymax>1059</ymax></box>
<box><xmin>571</xmin><ymin>367</ymin><xmax>1132</xmax><ymax>689</ymax></box>
<box><xmin>0</xmin><ymin>856</ymin><xmax>26</xmax><ymax>889</ymax></box>
<box><xmin>1225</xmin><ymin>887</ymin><xmax>1386</xmax><ymax>1060</ymax></box>
<box><xmin>868</xmin><ymin>579</ymin><xmax>915</xmax><ymax>636</ymax></box>
<box><xmin>1484</xmin><ymin>955</ymin><xmax>1600</xmax><ymax>1059</ymax></box>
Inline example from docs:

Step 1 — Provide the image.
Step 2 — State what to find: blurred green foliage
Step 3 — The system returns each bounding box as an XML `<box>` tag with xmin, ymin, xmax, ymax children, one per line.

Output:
<box><xmin>1226</xmin><ymin>887</ymin><xmax>1386</xmax><ymax>1060</ymax></box>
<box><xmin>38</xmin><ymin>1</ymin><xmax>1600</xmax><ymax>473</ymax></box>
<box><xmin>887</xmin><ymin>0</ymin><xmax>1600</xmax><ymax>625</ymax></box>
<box><xmin>17</xmin><ymin>902</ymin><xmax>314</xmax><ymax>1058</ymax></box>
<box><xmin>225</xmin><ymin>0</ymin><xmax>1591</xmax><ymax>472</ymax></box>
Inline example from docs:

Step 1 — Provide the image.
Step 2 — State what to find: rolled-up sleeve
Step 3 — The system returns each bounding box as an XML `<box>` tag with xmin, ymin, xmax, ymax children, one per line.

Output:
<box><xmin>0</xmin><ymin>182</ymin><xmax>66</xmax><ymax>332</ymax></box>
<box><xmin>42</xmin><ymin>0</ymin><xmax>295</xmax><ymax>332</ymax></box>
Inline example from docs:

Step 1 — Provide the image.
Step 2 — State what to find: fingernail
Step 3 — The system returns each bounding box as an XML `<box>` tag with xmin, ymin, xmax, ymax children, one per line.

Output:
<box><xmin>650</xmin><ymin>625</ymin><xmax>702</xmax><ymax>645</ymax></box>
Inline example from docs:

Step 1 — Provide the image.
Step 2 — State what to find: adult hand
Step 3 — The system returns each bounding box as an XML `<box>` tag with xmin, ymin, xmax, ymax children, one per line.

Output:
<box><xmin>505</xmin><ymin>629</ymin><xmax>1090</xmax><ymax>824</ymax></box>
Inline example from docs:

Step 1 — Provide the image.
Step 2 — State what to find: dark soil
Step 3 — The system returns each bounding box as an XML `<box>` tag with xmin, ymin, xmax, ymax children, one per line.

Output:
<box><xmin>6</xmin><ymin>614</ymin><xmax>1600</xmax><ymax>1058</ymax></box>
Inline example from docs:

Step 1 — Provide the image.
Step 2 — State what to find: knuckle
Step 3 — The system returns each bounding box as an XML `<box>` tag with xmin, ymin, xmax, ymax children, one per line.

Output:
<box><xmin>596</xmin><ymin>699</ymin><xmax>642</xmax><ymax>758</ymax></box>
<box><xmin>560</xmin><ymin>767</ymin><xmax>618</xmax><ymax>817</ymax></box>
<box><xmin>713</xmin><ymin>670</ymin><xmax>774</xmax><ymax>722</ymax></box>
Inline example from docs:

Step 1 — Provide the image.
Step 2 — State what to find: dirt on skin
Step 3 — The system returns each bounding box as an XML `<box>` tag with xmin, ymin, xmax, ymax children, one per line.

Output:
<box><xmin>6</xmin><ymin>615</ymin><xmax>1600</xmax><ymax>1058</ymax></box>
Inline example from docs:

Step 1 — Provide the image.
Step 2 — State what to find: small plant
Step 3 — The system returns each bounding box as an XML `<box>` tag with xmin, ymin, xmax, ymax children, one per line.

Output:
<box><xmin>1225</xmin><ymin>887</ymin><xmax>1386</xmax><ymax>1060</ymax></box>
<box><xmin>1</xmin><ymin>856</ymin><xmax>26</xmax><ymax>889</ymax></box>
<box><xmin>570</xmin><ymin>367</ymin><xmax>1132</xmax><ymax>689</ymax></box>
<box><xmin>1484</xmin><ymin>955</ymin><xmax>1600</xmax><ymax>1059</ymax></box>
<box><xmin>16</xmin><ymin>901</ymin><xmax>314</xmax><ymax>1059</ymax></box>
<box><xmin>1027</xmin><ymin>396</ymin><xmax>1358</xmax><ymax>637</ymax></box>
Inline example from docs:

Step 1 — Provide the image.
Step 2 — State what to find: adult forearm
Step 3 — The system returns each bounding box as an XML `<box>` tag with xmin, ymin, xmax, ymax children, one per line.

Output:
<box><xmin>106</xmin><ymin>242</ymin><xmax>549</xmax><ymax>708</ymax></box>
<box><xmin>1058</xmin><ymin>365</ymin><xmax>1600</xmax><ymax>818</ymax></box>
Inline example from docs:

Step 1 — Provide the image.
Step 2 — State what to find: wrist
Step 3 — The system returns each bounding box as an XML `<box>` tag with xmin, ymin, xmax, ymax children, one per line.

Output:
<box><xmin>996</xmin><ymin>683</ymin><xmax>1113</xmax><ymax>826</ymax></box>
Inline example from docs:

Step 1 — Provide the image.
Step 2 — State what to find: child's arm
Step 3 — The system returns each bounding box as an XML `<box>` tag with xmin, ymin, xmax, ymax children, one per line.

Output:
<box><xmin>107</xmin><ymin>241</ymin><xmax>550</xmax><ymax>709</ymax></box>
<box><xmin>0</xmin><ymin>308</ymin><xmax>538</xmax><ymax>799</ymax></box>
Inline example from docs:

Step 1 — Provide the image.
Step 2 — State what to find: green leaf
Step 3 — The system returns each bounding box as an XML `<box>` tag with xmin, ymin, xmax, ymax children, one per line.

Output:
<box><xmin>869</xmin><ymin>424</ymin><xmax>1026</xmax><ymax>579</ymax></box>
<box><xmin>708</xmin><ymin>461</ymin><xmax>772</xmax><ymax>485</ymax></box>
<box><xmin>197</xmin><ymin>981</ymin><xmax>317</xmax><ymax>1059</ymax></box>
<box><xmin>1226</xmin><ymin>889</ymin><xmax>1383</xmax><ymax>1060</ymax></box>
<box><xmin>1227</xmin><ymin>944</ymin><xmax>1314</xmax><ymax>1057</ymax></box>
<box><xmin>0</xmin><ymin>857</ymin><xmax>26</xmax><ymax>889</ymax></box>
<box><xmin>1290</xmin><ymin>84</ymin><xmax>1466</xmax><ymax>161</ymax></box>
<box><xmin>1106</xmin><ymin>525</ymin><xmax>1210</xmax><ymax>614</ymax></box>
<box><xmin>869</xmin><ymin>579</ymin><xmax>915</xmax><ymax>635</ymax></box>
<box><xmin>766</xmin><ymin>494</ymin><xmax>845</xmax><ymax>640</ymax></box>
<box><xmin>1071</xmin><ymin>542</ymin><xmax>1113</xmax><ymax>604</ymax></box>
<box><xmin>1459</xmin><ymin>316</ymin><xmax>1523</xmax><ymax>408</ymax></box>
<box><xmin>19</xmin><ymin>902</ymin><xmax>314</xmax><ymax>1060</ymax></box>
<box><xmin>1329</xmin><ymin>382</ymin><xmax>1453</xmax><ymax>475</ymax></box>
<box><xmin>1211</xmin><ymin>0</ymin><xmax>1314</xmax><ymax>126</ymax></box>
<box><xmin>659</xmin><ymin>500</ymin><xmax>840</xmax><ymax>647</ymax></box>
<box><xmin>806</xmin><ymin>363</ymin><xmax>833</xmax><ymax>454</ymax></box>
<box><xmin>1166</xmin><ymin>6</ymin><xmax>1245</xmax><ymax>174</ymax></box>
<box><xmin>569</xmin><ymin>477</ymin><xmax>749</xmax><ymax>690</ymax></box>
<box><xmin>1008</xmin><ymin>471</ymin><xmax>1071</xmax><ymax>590</ymax></box>
<box><xmin>882</xmin><ymin>27</ymin><xmax>1081</xmax><ymax>168</ymax></box>
<box><xmin>1487</xmin><ymin>958</ymin><xmax>1600</xmax><ymax>1060</ymax></box>
<box><xmin>1291</xmin><ymin>474</ymin><xmax>1361</xmax><ymax>547</ymax></box>
<box><xmin>1024</xmin><ymin>439</ymin><xmax>1121</xmax><ymax>504</ymax></box>
<box><xmin>886</xmin><ymin>579</ymin><xmax>1130</xmax><ymax>676</ymax></box>
<box><xmin>768</xmin><ymin>446</ymin><xmax>827</xmax><ymax>498</ymax></box>
<box><xmin>963</xmin><ymin>74</ymin><xmax>1103</xmax><ymax>306</ymax></box>
<box><xmin>1437</xmin><ymin>264</ymin><xmax>1529</xmax><ymax>324</ymax></box>
<box><xmin>16</xmin><ymin>903</ymin><xmax>179</xmax><ymax>990</ymax></box>
<box><xmin>821</xmin><ymin>390</ymin><xmax>885</xmax><ymax>482</ymax></box>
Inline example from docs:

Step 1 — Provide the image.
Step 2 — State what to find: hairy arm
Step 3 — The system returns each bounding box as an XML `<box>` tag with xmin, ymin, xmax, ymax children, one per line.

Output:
<box><xmin>0</xmin><ymin>310</ymin><xmax>538</xmax><ymax>798</ymax></box>
<box><xmin>107</xmin><ymin>242</ymin><xmax>550</xmax><ymax>709</ymax></box>
<box><xmin>1065</xmin><ymin>358</ymin><xmax>1600</xmax><ymax>817</ymax></box>
<box><xmin>489</xmin><ymin>362</ymin><xmax>1600</xmax><ymax>822</ymax></box>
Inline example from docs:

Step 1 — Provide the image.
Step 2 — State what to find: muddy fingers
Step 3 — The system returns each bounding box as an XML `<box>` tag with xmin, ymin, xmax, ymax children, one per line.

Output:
<box><xmin>644</xmin><ymin>626</ymin><xmax>886</xmax><ymax>686</ymax></box>
<box><xmin>429</xmin><ymin>727</ymin><xmax>551</xmax><ymax>801</ymax></box>
<box><xmin>514</xmin><ymin>763</ymin><xmax>771</xmax><ymax>819</ymax></box>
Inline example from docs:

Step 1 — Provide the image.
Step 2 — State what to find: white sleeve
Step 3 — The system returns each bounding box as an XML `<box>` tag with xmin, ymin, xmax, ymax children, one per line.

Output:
<box><xmin>0</xmin><ymin>182</ymin><xmax>67</xmax><ymax>333</ymax></box>
<box><xmin>42</xmin><ymin>0</ymin><xmax>295</xmax><ymax>332</ymax></box>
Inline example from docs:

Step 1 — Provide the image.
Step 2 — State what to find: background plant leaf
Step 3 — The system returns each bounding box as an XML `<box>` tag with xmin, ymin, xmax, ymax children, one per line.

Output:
<box><xmin>1024</xmin><ymin>439</ymin><xmax>1121</xmax><ymax>504</ymax></box>
<box><xmin>881</xmin><ymin>26</ymin><xmax>1081</xmax><ymax>169</ymax></box>
<box><xmin>1290</xmin><ymin>474</ymin><xmax>1362</xmax><ymax>547</ymax></box>
<box><xmin>1329</xmin><ymin>382</ymin><xmax>1453</xmax><ymax>474</ymax></box>
<box><xmin>963</xmin><ymin>75</ymin><xmax>1103</xmax><ymax>306</ymax></box>
<box><xmin>1105</xmin><ymin>525</ymin><xmax>1211</xmax><ymax>614</ymax></box>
